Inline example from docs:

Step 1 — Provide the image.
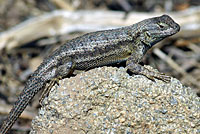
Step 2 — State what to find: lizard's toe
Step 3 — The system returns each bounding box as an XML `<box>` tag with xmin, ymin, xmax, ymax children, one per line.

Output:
<box><xmin>155</xmin><ymin>73</ymin><xmax>171</xmax><ymax>83</ymax></box>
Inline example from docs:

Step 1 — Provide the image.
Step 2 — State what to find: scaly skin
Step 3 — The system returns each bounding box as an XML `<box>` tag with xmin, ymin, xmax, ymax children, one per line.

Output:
<box><xmin>0</xmin><ymin>14</ymin><xmax>180</xmax><ymax>134</ymax></box>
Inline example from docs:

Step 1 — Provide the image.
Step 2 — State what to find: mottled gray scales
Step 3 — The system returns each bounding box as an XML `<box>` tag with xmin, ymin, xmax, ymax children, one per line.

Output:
<box><xmin>0</xmin><ymin>14</ymin><xmax>180</xmax><ymax>134</ymax></box>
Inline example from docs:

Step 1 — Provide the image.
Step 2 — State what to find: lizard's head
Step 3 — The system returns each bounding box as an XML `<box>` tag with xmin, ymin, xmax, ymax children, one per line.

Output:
<box><xmin>139</xmin><ymin>14</ymin><xmax>180</xmax><ymax>47</ymax></box>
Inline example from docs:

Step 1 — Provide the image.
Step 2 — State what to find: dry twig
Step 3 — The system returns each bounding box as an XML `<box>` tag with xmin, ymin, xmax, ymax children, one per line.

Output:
<box><xmin>153</xmin><ymin>48</ymin><xmax>200</xmax><ymax>88</ymax></box>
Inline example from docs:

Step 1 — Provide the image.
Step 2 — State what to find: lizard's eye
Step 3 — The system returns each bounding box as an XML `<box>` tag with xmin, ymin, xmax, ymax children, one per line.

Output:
<box><xmin>158</xmin><ymin>22</ymin><xmax>167</xmax><ymax>29</ymax></box>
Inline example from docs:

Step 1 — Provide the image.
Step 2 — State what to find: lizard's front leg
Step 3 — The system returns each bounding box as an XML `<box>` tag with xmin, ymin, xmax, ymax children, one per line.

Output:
<box><xmin>126</xmin><ymin>55</ymin><xmax>171</xmax><ymax>82</ymax></box>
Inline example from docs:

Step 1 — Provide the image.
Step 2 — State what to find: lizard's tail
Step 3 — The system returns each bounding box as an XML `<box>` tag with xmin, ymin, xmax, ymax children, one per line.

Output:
<box><xmin>0</xmin><ymin>77</ymin><xmax>45</xmax><ymax>134</ymax></box>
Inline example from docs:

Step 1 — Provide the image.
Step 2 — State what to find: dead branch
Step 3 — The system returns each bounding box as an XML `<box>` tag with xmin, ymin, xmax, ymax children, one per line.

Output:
<box><xmin>1</xmin><ymin>6</ymin><xmax>200</xmax><ymax>50</ymax></box>
<box><xmin>153</xmin><ymin>48</ymin><xmax>200</xmax><ymax>88</ymax></box>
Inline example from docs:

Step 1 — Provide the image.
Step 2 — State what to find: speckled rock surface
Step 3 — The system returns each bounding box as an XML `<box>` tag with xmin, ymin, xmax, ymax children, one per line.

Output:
<box><xmin>30</xmin><ymin>66</ymin><xmax>200</xmax><ymax>134</ymax></box>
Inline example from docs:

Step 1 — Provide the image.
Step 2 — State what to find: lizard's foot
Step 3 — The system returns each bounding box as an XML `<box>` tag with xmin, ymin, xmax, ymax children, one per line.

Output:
<box><xmin>126</xmin><ymin>64</ymin><xmax>171</xmax><ymax>83</ymax></box>
<box><xmin>142</xmin><ymin>69</ymin><xmax>171</xmax><ymax>82</ymax></box>
<box><xmin>39</xmin><ymin>77</ymin><xmax>61</xmax><ymax>105</ymax></box>
<box><xmin>143</xmin><ymin>65</ymin><xmax>171</xmax><ymax>82</ymax></box>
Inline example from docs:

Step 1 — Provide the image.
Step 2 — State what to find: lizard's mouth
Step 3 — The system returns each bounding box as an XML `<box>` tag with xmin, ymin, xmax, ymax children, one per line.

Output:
<box><xmin>158</xmin><ymin>22</ymin><xmax>180</xmax><ymax>37</ymax></box>
<box><xmin>160</xmin><ymin>26</ymin><xmax>180</xmax><ymax>37</ymax></box>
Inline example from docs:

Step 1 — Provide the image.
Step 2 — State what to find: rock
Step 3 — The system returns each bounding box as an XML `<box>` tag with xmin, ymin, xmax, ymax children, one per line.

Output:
<box><xmin>30</xmin><ymin>66</ymin><xmax>200</xmax><ymax>134</ymax></box>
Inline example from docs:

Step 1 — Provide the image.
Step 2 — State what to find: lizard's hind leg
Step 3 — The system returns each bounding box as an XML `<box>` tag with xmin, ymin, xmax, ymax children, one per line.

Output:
<box><xmin>39</xmin><ymin>77</ymin><xmax>61</xmax><ymax>105</ymax></box>
<box><xmin>39</xmin><ymin>60</ymin><xmax>75</xmax><ymax>104</ymax></box>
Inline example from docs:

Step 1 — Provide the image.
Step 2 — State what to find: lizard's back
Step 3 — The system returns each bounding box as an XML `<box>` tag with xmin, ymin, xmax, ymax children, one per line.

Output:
<box><xmin>50</xmin><ymin>26</ymin><xmax>135</xmax><ymax>70</ymax></box>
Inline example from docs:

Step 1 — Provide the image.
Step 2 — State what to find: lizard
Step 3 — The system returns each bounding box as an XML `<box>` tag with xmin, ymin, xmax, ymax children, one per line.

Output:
<box><xmin>0</xmin><ymin>14</ymin><xmax>180</xmax><ymax>134</ymax></box>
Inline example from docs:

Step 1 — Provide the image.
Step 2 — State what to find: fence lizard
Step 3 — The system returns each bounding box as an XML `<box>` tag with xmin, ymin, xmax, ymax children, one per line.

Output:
<box><xmin>0</xmin><ymin>14</ymin><xmax>180</xmax><ymax>134</ymax></box>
